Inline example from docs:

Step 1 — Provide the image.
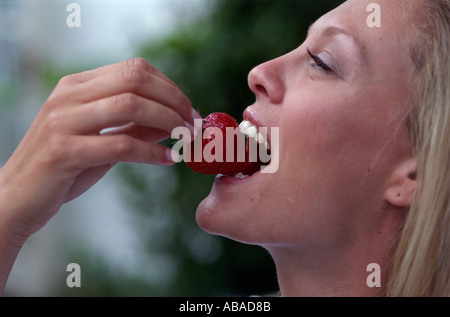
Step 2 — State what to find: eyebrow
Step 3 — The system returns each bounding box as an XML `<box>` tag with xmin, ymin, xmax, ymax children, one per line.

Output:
<box><xmin>307</xmin><ymin>23</ymin><xmax>366</xmax><ymax>60</ymax></box>
<box><xmin>307</xmin><ymin>22</ymin><xmax>353</xmax><ymax>40</ymax></box>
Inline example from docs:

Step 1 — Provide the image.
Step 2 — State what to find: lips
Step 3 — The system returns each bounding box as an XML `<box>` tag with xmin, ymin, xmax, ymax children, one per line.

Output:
<box><xmin>243</xmin><ymin>106</ymin><xmax>271</xmax><ymax>149</ymax></box>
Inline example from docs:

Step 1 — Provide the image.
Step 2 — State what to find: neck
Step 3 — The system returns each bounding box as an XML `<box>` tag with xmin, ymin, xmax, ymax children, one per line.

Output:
<box><xmin>266</xmin><ymin>242</ymin><xmax>392</xmax><ymax>297</ymax></box>
<box><xmin>264</xmin><ymin>204</ymin><xmax>406</xmax><ymax>297</ymax></box>
<box><xmin>272</xmin><ymin>252</ymin><xmax>386</xmax><ymax>297</ymax></box>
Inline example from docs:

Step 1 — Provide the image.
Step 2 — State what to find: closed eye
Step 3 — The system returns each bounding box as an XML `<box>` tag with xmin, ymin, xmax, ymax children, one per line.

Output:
<box><xmin>307</xmin><ymin>49</ymin><xmax>333</xmax><ymax>73</ymax></box>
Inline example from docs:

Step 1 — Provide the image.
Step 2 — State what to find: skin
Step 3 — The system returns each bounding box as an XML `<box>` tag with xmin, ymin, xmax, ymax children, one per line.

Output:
<box><xmin>196</xmin><ymin>0</ymin><xmax>418</xmax><ymax>296</ymax></box>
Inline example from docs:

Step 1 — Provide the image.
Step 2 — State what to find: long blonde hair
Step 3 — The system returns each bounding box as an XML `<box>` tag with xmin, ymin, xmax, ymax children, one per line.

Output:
<box><xmin>388</xmin><ymin>0</ymin><xmax>450</xmax><ymax>297</ymax></box>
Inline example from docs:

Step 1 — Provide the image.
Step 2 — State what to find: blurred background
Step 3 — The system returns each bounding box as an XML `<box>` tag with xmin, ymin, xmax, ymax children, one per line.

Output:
<box><xmin>1</xmin><ymin>0</ymin><xmax>344</xmax><ymax>296</ymax></box>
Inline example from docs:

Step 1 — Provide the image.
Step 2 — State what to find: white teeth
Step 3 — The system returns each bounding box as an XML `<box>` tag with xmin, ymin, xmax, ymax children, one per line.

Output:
<box><xmin>246</xmin><ymin>126</ymin><xmax>257</xmax><ymax>138</ymax></box>
<box><xmin>239</xmin><ymin>120</ymin><xmax>251</xmax><ymax>132</ymax></box>
<box><xmin>239</xmin><ymin>120</ymin><xmax>270</xmax><ymax>148</ymax></box>
<box><xmin>239</xmin><ymin>120</ymin><xmax>254</xmax><ymax>135</ymax></box>
<box><xmin>256</xmin><ymin>131</ymin><xmax>266</xmax><ymax>144</ymax></box>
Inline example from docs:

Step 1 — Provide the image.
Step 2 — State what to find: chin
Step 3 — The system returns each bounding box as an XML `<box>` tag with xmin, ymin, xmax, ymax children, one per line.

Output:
<box><xmin>195</xmin><ymin>170</ymin><xmax>273</xmax><ymax>245</ymax></box>
<box><xmin>195</xmin><ymin>180</ymin><xmax>246</xmax><ymax>240</ymax></box>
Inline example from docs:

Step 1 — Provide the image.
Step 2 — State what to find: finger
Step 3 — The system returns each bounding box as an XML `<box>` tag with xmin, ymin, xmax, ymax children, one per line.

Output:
<box><xmin>68</xmin><ymin>93</ymin><xmax>188</xmax><ymax>136</ymax></box>
<box><xmin>61</xmin><ymin>58</ymin><xmax>179</xmax><ymax>88</ymax></box>
<box><xmin>101</xmin><ymin>123</ymin><xmax>170</xmax><ymax>144</ymax></box>
<box><xmin>72</xmin><ymin>62</ymin><xmax>195</xmax><ymax>125</ymax></box>
<box><xmin>72</xmin><ymin>135</ymin><xmax>177</xmax><ymax>167</ymax></box>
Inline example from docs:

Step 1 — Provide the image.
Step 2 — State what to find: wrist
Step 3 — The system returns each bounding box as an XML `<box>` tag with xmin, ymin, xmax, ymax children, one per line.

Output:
<box><xmin>0</xmin><ymin>169</ymin><xmax>31</xmax><ymax>295</ymax></box>
<box><xmin>0</xmin><ymin>178</ymin><xmax>32</xmax><ymax>248</ymax></box>
<box><xmin>0</xmin><ymin>207</ymin><xmax>28</xmax><ymax>297</ymax></box>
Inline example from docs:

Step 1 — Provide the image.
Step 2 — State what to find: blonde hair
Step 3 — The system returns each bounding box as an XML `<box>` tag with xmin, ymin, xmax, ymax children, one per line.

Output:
<box><xmin>388</xmin><ymin>0</ymin><xmax>450</xmax><ymax>296</ymax></box>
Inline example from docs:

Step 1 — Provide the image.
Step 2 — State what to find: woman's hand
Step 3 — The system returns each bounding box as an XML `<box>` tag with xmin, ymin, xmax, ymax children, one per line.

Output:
<box><xmin>0</xmin><ymin>57</ymin><xmax>198</xmax><ymax>248</ymax></box>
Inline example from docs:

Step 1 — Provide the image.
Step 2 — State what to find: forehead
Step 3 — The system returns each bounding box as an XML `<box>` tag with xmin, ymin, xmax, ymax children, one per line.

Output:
<box><xmin>324</xmin><ymin>0</ymin><xmax>414</xmax><ymax>26</ymax></box>
<box><xmin>311</xmin><ymin>0</ymin><xmax>416</xmax><ymax>75</ymax></box>
<box><xmin>312</xmin><ymin>0</ymin><xmax>413</xmax><ymax>41</ymax></box>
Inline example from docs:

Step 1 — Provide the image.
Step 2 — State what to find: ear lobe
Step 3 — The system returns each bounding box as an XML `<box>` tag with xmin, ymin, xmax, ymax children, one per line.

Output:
<box><xmin>384</xmin><ymin>158</ymin><xmax>417</xmax><ymax>208</ymax></box>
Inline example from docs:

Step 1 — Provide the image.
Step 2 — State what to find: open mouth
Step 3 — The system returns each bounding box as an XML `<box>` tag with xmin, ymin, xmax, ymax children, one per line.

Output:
<box><xmin>183</xmin><ymin>112</ymin><xmax>274</xmax><ymax>178</ymax></box>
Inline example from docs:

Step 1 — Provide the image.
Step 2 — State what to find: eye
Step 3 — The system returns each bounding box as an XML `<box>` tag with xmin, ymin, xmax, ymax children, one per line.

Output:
<box><xmin>307</xmin><ymin>49</ymin><xmax>333</xmax><ymax>73</ymax></box>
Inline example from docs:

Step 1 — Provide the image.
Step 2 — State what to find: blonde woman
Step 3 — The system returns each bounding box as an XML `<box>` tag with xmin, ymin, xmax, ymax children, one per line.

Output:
<box><xmin>0</xmin><ymin>0</ymin><xmax>449</xmax><ymax>296</ymax></box>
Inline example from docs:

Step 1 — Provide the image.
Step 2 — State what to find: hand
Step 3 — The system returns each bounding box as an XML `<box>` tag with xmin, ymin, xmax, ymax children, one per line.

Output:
<box><xmin>0</xmin><ymin>57</ymin><xmax>199</xmax><ymax>243</ymax></box>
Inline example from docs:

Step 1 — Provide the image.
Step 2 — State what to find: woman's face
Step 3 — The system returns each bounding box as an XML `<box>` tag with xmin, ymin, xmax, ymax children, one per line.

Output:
<box><xmin>196</xmin><ymin>0</ymin><xmax>416</xmax><ymax>252</ymax></box>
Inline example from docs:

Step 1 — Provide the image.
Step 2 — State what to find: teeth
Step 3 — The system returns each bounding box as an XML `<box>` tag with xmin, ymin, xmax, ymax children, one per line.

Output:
<box><xmin>239</xmin><ymin>120</ymin><xmax>269</xmax><ymax>148</ymax></box>
<box><xmin>256</xmin><ymin>132</ymin><xmax>266</xmax><ymax>144</ymax></box>
<box><xmin>239</xmin><ymin>120</ymin><xmax>251</xmax><ymax>132</ymax></box>
<box><xmin>246</xmin><ymin>126</ymin><xmax>257</xmax><ymax>138</ymax></box>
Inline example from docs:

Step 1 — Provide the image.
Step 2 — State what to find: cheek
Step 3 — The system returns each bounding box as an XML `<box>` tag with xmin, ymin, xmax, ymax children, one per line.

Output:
<box><xmin>285</xmin><ymin>88</ymin><xmax>389</xmax><ymax>164</ymax></box>
<box><xmin>280</xmin><ymin>103</ymin><xmax>351</xmax><ymax>176</ymax></box>
<box><xmin>277</xmin><ymin>92</ymin><xmax>389</xmax><ymax>208</ymax></box>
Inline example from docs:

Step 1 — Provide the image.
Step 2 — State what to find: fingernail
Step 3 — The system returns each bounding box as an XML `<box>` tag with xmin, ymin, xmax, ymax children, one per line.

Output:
<box><xmin>184</xmin><ymin>121</ymin><xmax>195</xmax><ymax>136</ymax></box>
<box><xmin>165</xmin><ymin>148</ymin><xmax>180</xmax><ymax>163</ymax></box>
<box><xmin>185</xmin><ymin>120</ymin><xmax>202</xmax><ymax>139</ymax></box>
<box><xmin>191</xmin><ymin>108</ymin><xmax>202</xmax><ymax>121</ymax></box>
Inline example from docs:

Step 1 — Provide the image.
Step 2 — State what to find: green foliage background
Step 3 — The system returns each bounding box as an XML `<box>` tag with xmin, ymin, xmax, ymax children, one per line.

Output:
<box><xmin>58</xmin><ymin>0</ymin><xmax>345</xmax><ymax>297</ymax></box>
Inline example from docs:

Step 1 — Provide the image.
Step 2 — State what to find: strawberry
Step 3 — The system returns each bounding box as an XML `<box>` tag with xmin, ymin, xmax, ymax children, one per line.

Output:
<box><xmin>186</xmin><ymin>112</ymin><xmax>260</xmax><ymax>176</ymax></box>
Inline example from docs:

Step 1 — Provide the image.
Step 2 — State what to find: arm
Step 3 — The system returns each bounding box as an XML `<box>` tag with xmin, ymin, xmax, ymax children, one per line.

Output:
<box><xmin>0</xmin><ymin>58</ymin><xmax>199</xmax><ymax>294</ymax></box>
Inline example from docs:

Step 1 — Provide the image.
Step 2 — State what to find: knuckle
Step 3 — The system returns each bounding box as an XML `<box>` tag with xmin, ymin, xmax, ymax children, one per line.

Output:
<box><xmin>56</xmin><ymin>74</ymin><xmax>73</xmax><ymax>87</ymax></box>
<box><xmin>126</xmin><ymin>57</ymin><xmax>151</xmax><ymax>71</ymax></box>
<box><xmin>49</xmin><ymin>74</ymin><xmax>83</xmax><ymax>108</ymax></box>
<box><xmin>113</xmin><ymin>135</ymin><xmax>134</xmax><ymax>157</ymax></box>
<box><xmin>43</xmin><ymin>108</ymin><xmax>64</xmax><ymax>131</ymax></box>
<box><xmin>114</xmin><ymin>92</ymin><xmax>140</xmax><ymax>114</ymax></box>
<box><xmin>56</xmin><ymin>73</ymin><xmax>81</xmax><ymax>87</ymax></box>
<box><xmin>120</xmin><ymin>66</ymin><xmax>148</xmax><ymax>86</ymax></box>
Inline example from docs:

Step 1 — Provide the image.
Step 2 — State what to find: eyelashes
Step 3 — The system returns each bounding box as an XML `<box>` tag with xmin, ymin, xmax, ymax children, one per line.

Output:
<box><xmin>307</xmin><ymin>49</ymin><xmax>333</xmax><ymax>73</ymax></box>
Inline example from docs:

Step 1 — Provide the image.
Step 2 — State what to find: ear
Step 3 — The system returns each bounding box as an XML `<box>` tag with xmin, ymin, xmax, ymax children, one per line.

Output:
<box><xmin>384</xmin><ymin>158</ymin><xmax>417</xmax><ymax>208</ymax></box>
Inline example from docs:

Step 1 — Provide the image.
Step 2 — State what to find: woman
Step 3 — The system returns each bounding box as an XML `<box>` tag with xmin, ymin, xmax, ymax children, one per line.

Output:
<box><xmin>0</xmin><ymin>0</ymin><xmax>449</xmax><ymax>296</ymax></box>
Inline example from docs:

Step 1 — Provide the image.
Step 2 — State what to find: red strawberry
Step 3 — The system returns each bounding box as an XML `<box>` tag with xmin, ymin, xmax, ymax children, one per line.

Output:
<box><xmin>186</xmin><ymin>112</ymin><xmax>259</xmax><ymax>176</ymax></box>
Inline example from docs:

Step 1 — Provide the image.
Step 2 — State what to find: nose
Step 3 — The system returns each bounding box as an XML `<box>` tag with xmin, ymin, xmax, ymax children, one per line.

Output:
<box><xmin>247</xmin><ymin>57</ymin><xmax>285</xmax><ymax>105</ymax></box>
